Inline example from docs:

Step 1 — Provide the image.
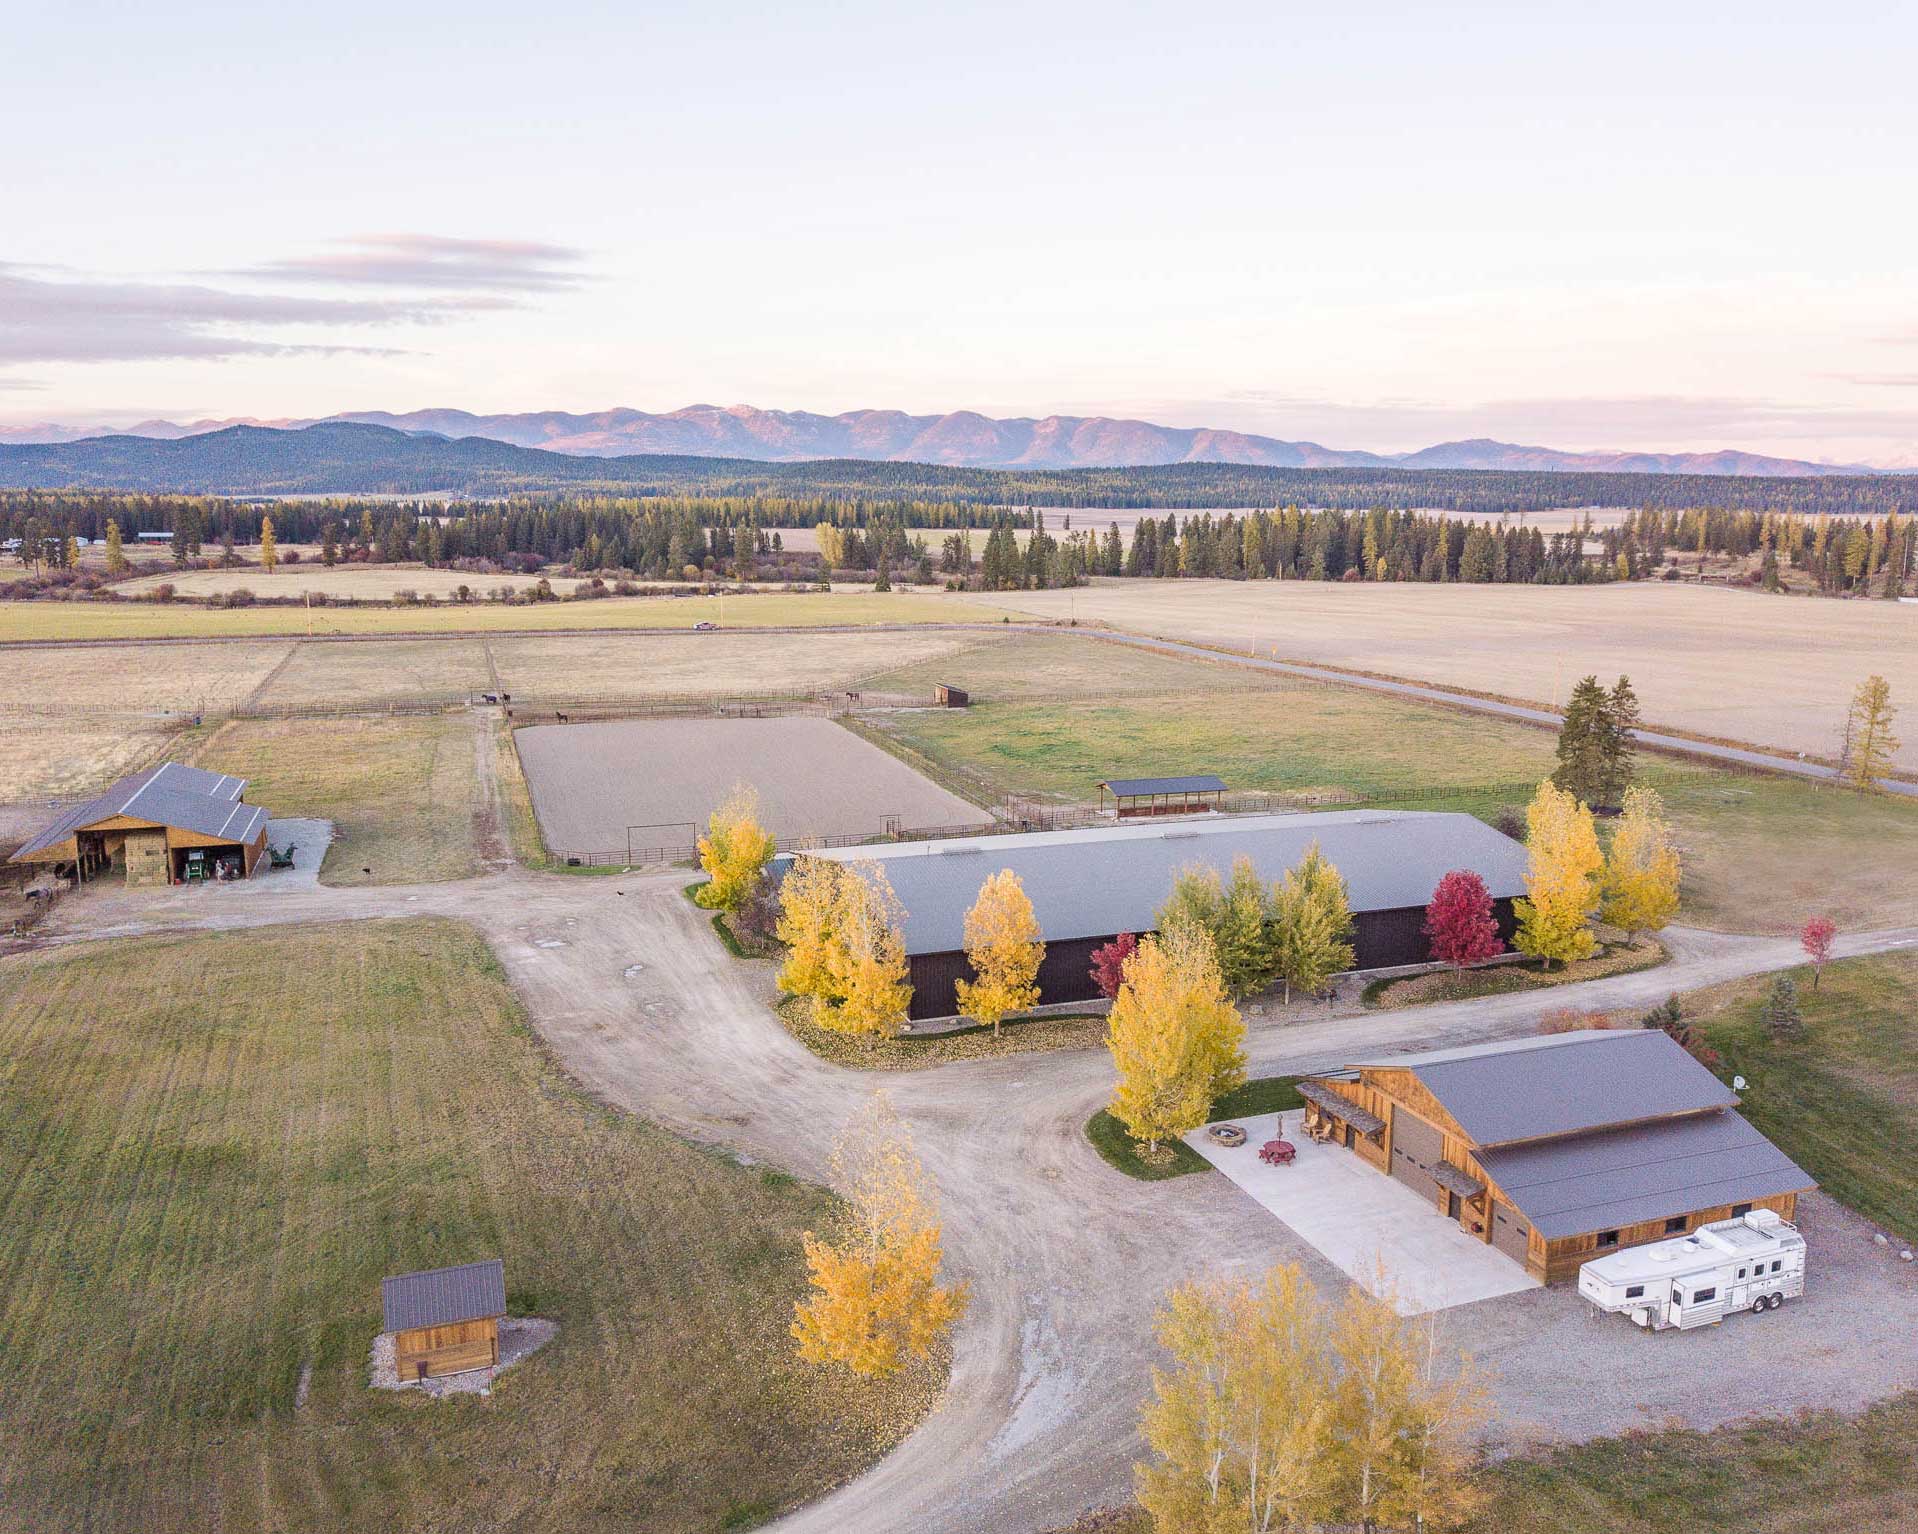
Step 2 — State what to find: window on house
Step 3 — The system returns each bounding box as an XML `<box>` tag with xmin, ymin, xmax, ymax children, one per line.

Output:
<box><xmin>1665</xmin><ymin>1216</ymin><xmax>1689</xmax><ymax>1233</ymax></box>
<box><xmin>1732</xmin><ymin>1202</ymin><xmax>1753</xmax><ymax>1217</ymax></box>
<box><xmin>1694</xmin><ymin>1287</ymin><xmax>1717</xmax><ymax>1303</ymax></box>
<box><xmin>1597</xmin><ymin>1230</ymin><xmax>1620</xmax><ymax>1248</ymax></box>
<box><xmin>1624</xmin><ymin>1284</ymin><xmax>1644</xmax><ymax>1299</ymax></box>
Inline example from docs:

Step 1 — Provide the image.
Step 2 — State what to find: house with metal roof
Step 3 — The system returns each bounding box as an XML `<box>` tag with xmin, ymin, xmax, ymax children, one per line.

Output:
<box><xmin>796</xmin><ymin>808</ymin><xmax>1528</xmax><ymax>1020</ymax></box>
<box><xmin>1297</xmin><ymin>1030</ymin><xmax>1815</xmax><ymax>1283</ymax></box>
<box><xmin>8</xmin><ymin>761</ymin><xmax>270</xmax><ymax>887</ymax></box>
<box><xmin>381</xmin><ymin>1258</ymin><xmax>507</xmax><ymax>1380</ymax></box>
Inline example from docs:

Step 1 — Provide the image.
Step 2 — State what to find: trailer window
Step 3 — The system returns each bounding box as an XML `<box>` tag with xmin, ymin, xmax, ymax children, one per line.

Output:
<box><xmin>1732</xmin><ymin>1202</ymin><xmax>1753</xmax><ymax>1217</ymax></box>
<box><xmin>1596</xmin><ymin>1230</ymin><xmax>1620</xmax><ymax>1248</ymax></box>
<box><xmin>1694</xmin><ymin>1287</ymin><xmax>1717</xmax><ymax>1303</ymax></box>
<box><xmin>1771</xmin><ymin>1260</ymin><xmax>1783</xmax><ymax>1273</ymax></box>
<box><xmin>1736</xmin><ymin>1268</ymin><xmax>1747</xmax><ymax>1279</ymax></box>
<box><xmin>1624</xmin><ymin>1285</ymin><xmax>1644</xmax><ymax>1299</ymax></box>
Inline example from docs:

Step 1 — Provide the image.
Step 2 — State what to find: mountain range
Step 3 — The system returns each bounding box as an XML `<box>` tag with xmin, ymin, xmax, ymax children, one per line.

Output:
<box><xmin>0</xmin><ymin>403</ymin><xmax>1881</xmax><ymax>477</ymax></box>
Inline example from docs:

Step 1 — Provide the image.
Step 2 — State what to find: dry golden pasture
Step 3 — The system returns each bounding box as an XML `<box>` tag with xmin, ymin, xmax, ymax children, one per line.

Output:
<box><xmin>267</xmin><ymin>638</ymin><xmax>492</xmax><ymax>705</ymax></box>
<box><xmin>0</xmin><ymin>921</ymin><xmax>938</xmax><ymax>1534</ymax></box>
<box><xmin>116</xmin><ymin>563</ymin><xmax>595</xmax><ymax>600</ymax></box>
<box><xmin>975</xmin><ymin>579</ymin><xmax>1918</xmax><ymax>770</ymax></box>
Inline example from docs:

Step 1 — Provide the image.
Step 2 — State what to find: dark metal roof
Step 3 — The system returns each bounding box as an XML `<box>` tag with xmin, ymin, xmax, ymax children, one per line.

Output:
<box><xmin>1433</xmin><ymin>1160</ymin><xmax>1486</xmax><ymax>1200</ymax></box>
<box><xmin>802</xmin><ymin>810</ymin><xmax>1529</xmax><ymax>956</ymax></box>
<box><xmin>1297</xmin><ymin>1079</ymin><xmax>1386</xmax><ymax>1136</ymax></box>
<box><xmin>1359</xmin><ymin>1030</ymin><xmax>1739</xmax><ymax>1148</ymax></box>
<box><xmin>381</xmin><ymin>1258</ymin><xmax>506</xmax><ymax>1333</ymax></box>
<box><xmin>1477</xmin><ymin>1110</ymin><xmax>1814</xmax><ymax>1239</ymax></box>
<box><xmin>10</xmin><ymin>761</ymin><xmax>265</xmax><ymax>862</ymax></box>
<box><xmin>1099</xmin><ymin>774</ymin><xmax>1228</xmax><ymax>798</ymax></box>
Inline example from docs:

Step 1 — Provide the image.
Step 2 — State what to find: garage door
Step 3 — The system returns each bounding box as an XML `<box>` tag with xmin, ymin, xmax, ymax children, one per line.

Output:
<box><xmin>1389</xmin><ymin>1108</ymin><xmax>1443</xmax><ymax>1204</ymax></box>
<box><xmin>1491</xmin><ymin>1202</ymin><xmax>1532</xmax><ymax>1265</ymax></box>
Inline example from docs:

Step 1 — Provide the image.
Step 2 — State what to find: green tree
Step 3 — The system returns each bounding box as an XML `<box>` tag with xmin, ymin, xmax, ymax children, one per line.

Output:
<box><xmin>1551</xmin><ymin>675</ymin><xmax>1611</xmax><ymax>806</ymax></box>
<box><xmin>1272</xmin><ymin>843</ymin><xmax>1355</xmax><ymax>1002</ymax></box>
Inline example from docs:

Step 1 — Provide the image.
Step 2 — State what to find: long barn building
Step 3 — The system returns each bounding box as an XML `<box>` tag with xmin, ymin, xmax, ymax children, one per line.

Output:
<box><xmin>797</xmin><ymin>809</ymin><xmax>1529</xmax><ymax>1021</ymax></box>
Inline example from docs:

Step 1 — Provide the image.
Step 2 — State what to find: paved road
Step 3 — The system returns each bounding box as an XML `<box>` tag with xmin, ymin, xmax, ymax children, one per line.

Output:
<box><xmin>36</xmin><ymin>854</ymin><xmax>1918</xmax><ymax>1534</ymax></box>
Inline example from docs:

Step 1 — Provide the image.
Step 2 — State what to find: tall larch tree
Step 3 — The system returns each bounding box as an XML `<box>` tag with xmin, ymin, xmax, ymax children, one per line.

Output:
<box><xmin>1513</xmin><ymin>781</ymin><xmax>1603</xmax><ymax>967</ymax></box>
<box><xmin>258</xmin><ymin>514</ymin><xmax>278</xmax><ymax>573</ymax></box>
<box><xmin>1599</xmin><ymin>784</ymin><xmax>1681</xmax><ymax>942</ymax></box>
<box><xmin>1843</xmin><ymin>675</ymin><xmax>1899</xmax><ymax>791</ymax></box>
<box><xmin>695</xmin><ymin>782</ymin><xmax>777</xmax><ymax>913</ymax></box>
<box><xmin>792</xmin><ymin>1093</ymin><xmax>968</xmax><ymax>1378</ymax></box>
<box><xmin>102</xmin><ymin>518</ymin><xmax>126</xmax><ymax>575</ymax></box>
<box><xmin>954</xmin><ymin>867</ymin><xmax>1044</xmax><ymax>1037</ymax></box>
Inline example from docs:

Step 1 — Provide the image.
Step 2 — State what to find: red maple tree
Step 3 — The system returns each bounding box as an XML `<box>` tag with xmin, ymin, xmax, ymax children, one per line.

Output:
<box><xmin>1088</xmin><ymin>932</ymin><xmax>1138</xmax><ymax>999</ymax></box>
<box><xmin>1423</xmin><ymin>870</ymin><xmax>1505</xmax><ymax>969</ymax></box>
<box><xmin>1800</xmin><ymin>916</ymin><xmax>1837</xmax><ymax>989</ymax></box>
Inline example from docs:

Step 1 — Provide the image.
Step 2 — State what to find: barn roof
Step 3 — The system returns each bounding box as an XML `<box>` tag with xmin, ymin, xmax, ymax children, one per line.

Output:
<box><xmin>799</xmin><ymin>809</ymin><xmax>1528</xmax><ymax>956</ymax></box>
<box><xmin>381</xmin><ymin>1258</ymin><xmax>506</xmax><ymax>1333</ymax></box>
<box><xmin>1476</xmin><ymin>1110</ymin><xmax>1814</xmax><ymax>1239</ymax></box>
<box><xmin>1099</xmin><ymin>774</ymin><xmax>1228</xmax><ymax>798</ymax></box>
<box><xmin>9</xmin><ymin>761</ymin><xmax>267</xmax><ymax>862</ymax></box>
<box><xmin>1347</xmin><ymin>1030</ymin><xmax>1739</xmax><ymax>1148</ymax></box>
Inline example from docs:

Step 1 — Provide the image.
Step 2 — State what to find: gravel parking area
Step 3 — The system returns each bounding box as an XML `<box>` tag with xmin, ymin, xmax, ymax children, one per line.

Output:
<box><xmin>515</xmin><ymin>716</ymin><xmax>985</xmax><ymax>856</ymax></box>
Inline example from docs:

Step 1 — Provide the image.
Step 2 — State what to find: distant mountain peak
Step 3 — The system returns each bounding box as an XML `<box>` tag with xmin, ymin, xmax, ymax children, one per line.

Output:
<box><xmin>0</xmin><ymin>403</ymin><xmax>1883</xmax><ymax>476</ymax></box>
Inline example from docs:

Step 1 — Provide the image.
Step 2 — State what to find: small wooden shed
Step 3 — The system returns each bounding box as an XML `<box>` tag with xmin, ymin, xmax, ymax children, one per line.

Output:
<box><xmin>382</xmin><ymin>1259</ymin><xmax>507</xmax><ymax>1380</ymax></box>
<box><xmin>933</xmin><ymin>682</ymin><xmax>970</xmax><ymax>708</ymax></box>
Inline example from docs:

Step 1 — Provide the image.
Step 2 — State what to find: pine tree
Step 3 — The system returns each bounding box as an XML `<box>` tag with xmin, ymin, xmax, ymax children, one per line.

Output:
<box><xmin>1552</xmin><ymin>676</ymin><xmax>1610</xmax><ymax>806</ymax></box>
<box><xmin>1601</xmin><ymin>676</ymin><xmax>1642</xmax><ymax>804</ymax></box>
<box><xmin>320</xmin><ymin>520</ymin><xmax>340</xmax><ymax>567</ymax></box>
<box><xmin>954</xmin><ymin>868</ymin><xmax>1044</xmax><ymax>1037</ymax></box>
<box><xmin>1514</xmin><ymin>781</ymin><xmax>1603</xmax><ymax>967</ymax></box>
<box><xmin>1762</xmin><ymin>973</ymin><xmax>1803</xmax><ymax>1039</ymax></box>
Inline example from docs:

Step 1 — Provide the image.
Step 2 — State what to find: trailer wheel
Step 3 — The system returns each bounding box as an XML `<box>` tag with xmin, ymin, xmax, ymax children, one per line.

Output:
<box><xmin>1751</xmin><ymin>1296</ymin><xmax>1768</xmax><ymax>1315</ymax></box>
<box><xmin>1767</xmin><ymin>1292</ymin><xmax>1784</xmax><ymax>1310</ymax></box>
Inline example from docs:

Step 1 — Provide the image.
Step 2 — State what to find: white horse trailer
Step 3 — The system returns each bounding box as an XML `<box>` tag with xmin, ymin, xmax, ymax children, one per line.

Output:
<box><xmin>1578</xmin><ymin>1209</ymin><xmax>1806</xmax><ymax>1331</ymax></box>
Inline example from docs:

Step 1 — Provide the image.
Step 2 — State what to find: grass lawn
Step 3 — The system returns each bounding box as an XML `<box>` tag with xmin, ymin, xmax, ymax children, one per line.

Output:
<box><xmin>1050</xmin><ymin>1393</ymin><xmax>1918</xmax><ymax>1533</ymax></box>
<box><xmin>1086</xmin><ymin>1076</ymin><xmax>1306</xmax><ymax>1181</ymax></box>
<box><xmin>1361</xmin><ymin>941</ymin><xmax>1667</xmax><ymax>1009</ymax></box>
<box><xmin>859</xmin><ymin>634</ymin><xmax>1918</xmax><ymax>934</ymax></box>
<box><xmin>0</xmin><ymin>590</ymin><xmax>996</xmax><ymax>641</ymax></box>
<box><xmin>1691</xmin><ymin>951</ymin><xmax>1918</xmax><ymax>1241</ymax></box>
<box><xmin>0</xmin><ymin>920</ymin><xmax>939</xmax><ymax>1534</ymax></box>
<box><xmin>192</xmin><ymin>714</ymin><xmax>482</xmax><ymax>884</ymax></box>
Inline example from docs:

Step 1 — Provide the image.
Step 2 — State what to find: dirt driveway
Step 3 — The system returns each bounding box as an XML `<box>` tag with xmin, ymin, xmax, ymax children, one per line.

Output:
<box><xmin>32</xmin><ymin>870</ymin><xmax>1918</xmax><ymax>1534</ymax></box>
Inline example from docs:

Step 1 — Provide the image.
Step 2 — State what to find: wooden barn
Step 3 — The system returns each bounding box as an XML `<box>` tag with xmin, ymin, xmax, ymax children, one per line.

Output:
<box><xmin>794</xmin><ymin>808</ymin><xmax>1528</xmax><ymax>1021</ymax></box>
<box><xmin>1098</xmin><ymin>773</ymin><xmax>1227</xmax><ymax>819</ymax></box>
<box><xmin>1298</xmin><ymin>1031</ymin><xmax>1815</xmax><ymax>1283</ymax></box>
<box><xmin>8</xmin><ymin>763</ymin><xmax>268</xmax><ymax>887</ymax></box>
<box><xmin>382</xmin><ymin>1259</ymin><xmax>507</xmax><ymax>1380</ymax></box>
<box><xmin>933</xmin><ymin>682</ymin><xmax>970</xmax><ymax>708</ymax></box>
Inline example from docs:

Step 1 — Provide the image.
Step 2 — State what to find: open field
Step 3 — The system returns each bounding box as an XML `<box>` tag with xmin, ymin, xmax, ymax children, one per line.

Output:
<box><xmin>0</xmin><ymin>590</ymin><xmax>995</xmax><ymax>641</ymax></box>
<box><xmin>267</xmin><ymin>636</ymin><xmax>492</xmax><ymax>705</ymax></box>
<box><xmin>192</xmin><ymin>714</ymin><xmax>482</xmax><ymax>883</ymax></box>
<box><xmin>515</xmin><ymin>715</ymin><xmax>985</xmax><ymax>856</ymax></box>
<box><xmin>118</xmin><ymin>563</ymin><xmax>597</xmax><ymax>600</ymax></box>
<box><xmin>488</xmin><ymin>627</ymin><xmax>989</xmax><ymax>701</ymax></box>
<box><xmin>0</xmin><ymin>716</ymin><xmax>187</xmax><ymax>802</ymax></box>
<box><xmin>0</xmin><ymin>920</ymin><xmax>939</xmax><ymax>1534</ymax></box>
<box><xmin>1693</xmin><ymin>951</ymin><xmax>1918</xmax><ymax>1241</ymax></box>
<box><xmin>859</xmin><ymin>633</ymin><xmax>1918</xmax><ymax>931</ymax></box>
<box><xmin>973</xmin><ymin>580</ymin><xmax>1918</xmax><ymax>770</ymax></box>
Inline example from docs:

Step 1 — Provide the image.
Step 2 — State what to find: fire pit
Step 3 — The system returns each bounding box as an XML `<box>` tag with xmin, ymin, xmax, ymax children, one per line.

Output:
<box><xmin>1206</xmin><ymin>1124</ymin><xmax>1248</xmax><ymax>1149</ymax></box>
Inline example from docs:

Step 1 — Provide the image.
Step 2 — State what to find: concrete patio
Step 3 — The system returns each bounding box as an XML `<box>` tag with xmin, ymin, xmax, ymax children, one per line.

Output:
<box><xmin>1185</xmin><ymin>1109</ymin><xmax>1541</xmax><ymax>1315</ymax></box>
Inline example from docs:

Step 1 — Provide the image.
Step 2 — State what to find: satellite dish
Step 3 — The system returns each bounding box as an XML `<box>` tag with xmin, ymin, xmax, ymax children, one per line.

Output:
<box><xmin>1732</xmin><ymin>1075</ymin><xmax>1748</xmax><ymax>1091</ymax></box>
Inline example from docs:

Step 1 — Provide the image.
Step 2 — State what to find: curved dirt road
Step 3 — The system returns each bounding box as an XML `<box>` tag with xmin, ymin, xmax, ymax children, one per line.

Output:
<box><xmin>36</xmin><ymin>872</ymin><xmax>1918</xmax><ymax>1533</ymax></box>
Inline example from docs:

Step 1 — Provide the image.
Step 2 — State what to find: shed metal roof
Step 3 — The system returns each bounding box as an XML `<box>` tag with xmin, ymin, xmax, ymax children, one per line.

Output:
<box><xmin>800</xmin><ymin>810</ymin><xmax>1528</xmax><ymax>956</ymax></box>
<box><xmin>1385</xmin><ymin>1031</ymin><xmax>1739</xmax><ymax>1148</ymax></box>
<box><xmin>1099</xmin><ymin>774</ymin><xmax>1228</xmax><ymax>798</ymax></box>
<box><xmin>381</xmin><ymin>1258</ymin><xmax>506</xmax><ymax>1333</ymax></box>
<box><xmin>10</xmin><ymin>762</ymin><xmax>266</xmax><ymax>861</ymax></box>
<box><xmin>1477</xmin><ymin>1110</ymin><xmax>1814</xmax><ymax>1239</ymax></box>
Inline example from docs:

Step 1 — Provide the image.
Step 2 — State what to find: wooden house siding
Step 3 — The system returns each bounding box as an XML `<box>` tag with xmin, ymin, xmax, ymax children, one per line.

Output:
<box><xmin>392</xmin><ymin>1316</ymin><xmax>500</xmax><ymax>1379</ymax></box>
<box><xmin>1538</xmin><ymin>1191</ymin><xmax>1799</xmax><ymax>1284</ymax></box>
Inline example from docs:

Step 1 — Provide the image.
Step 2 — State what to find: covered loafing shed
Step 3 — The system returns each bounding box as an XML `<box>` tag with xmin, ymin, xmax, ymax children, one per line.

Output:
<box><xmin>382</xmin><ymin>1259</ymin><xmax>507</xmax><ymax>1380</ymax></box>
<box><xmin>796</xmin><ymin>808</ymin><xmax>1528</xmax><ymax>1021</ymax></box>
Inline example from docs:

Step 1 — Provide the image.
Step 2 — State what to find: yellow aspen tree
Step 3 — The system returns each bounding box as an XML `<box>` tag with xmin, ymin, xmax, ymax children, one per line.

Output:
<box><xmin>1274</xmin><ymin>842</ymin><xmax>1356</xmax><ymax>1002</ymax></box>
<box><xmin>695</xmin><ymin>782</ymin><xmax>777</xmax><ymax>912</ymax></box>
<box><xmin>1105</xmin><ymin>925</ymin><xmax>1245</xmax><ymax>1160</ymax></box>
<box><xmin>259</xmin><ymin>514</ymin><xmax>278</xmax><ymax>572</ymax></box>
<box><xmin>1136</xmin><ymin>1265</ymin><xmax>1340</xmax><ymax>1534</ymax></box>
<box><xmin>792</xmin><ymin>1094</ymin><xmax>969</xmax><ymax>1378</ymax></box>
<box><xmin>1844</xmin><ymin>675</ymin><xmax>1899</xmax><ymax>791</ymax></box>
<box><xmin>821</xmin><ymin>863</ymin><xmax>913</xmax><ymax>1042</ymax></box>
<box><xmin>1600</xmin><ymin>784</ymin><xmax>1681</xmax><ymax>941</ymax></box>
<box><xmin>1513</xmin><ymin>781</ymin><xmax>1603</xmax><ymax>968</ymax></box>
<box><xmin>954</xmin><ymin>867</ymin><xmax>1044</xmax><ymax>1037</ymax></box>
<box><xmin>775</xmin><ymin>854</ymin><xmax>844</xmax><ymax>1006</ymax></box>
<box><xmin>103</xmin><ymin>519</ymin><xmax>127</xmax><ymax>575</ymax></box>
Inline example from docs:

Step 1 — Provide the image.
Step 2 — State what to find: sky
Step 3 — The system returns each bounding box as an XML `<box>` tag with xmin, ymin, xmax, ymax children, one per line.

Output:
<box><xmin>6</xmin><ymin>0</ymin><xmax>1918</xmax><ymax>463</ymax></box>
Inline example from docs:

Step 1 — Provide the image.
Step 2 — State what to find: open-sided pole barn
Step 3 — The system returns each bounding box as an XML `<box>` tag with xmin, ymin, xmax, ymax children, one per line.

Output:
<box><xmin>8</xmin><ymin>763</ymin><xmax>268</xmax><ymax>887</ymax></box>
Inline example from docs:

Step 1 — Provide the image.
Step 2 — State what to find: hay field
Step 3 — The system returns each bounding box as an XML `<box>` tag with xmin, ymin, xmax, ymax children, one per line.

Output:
<box><xmin>973</xmin><ymin>580</ymin><xmax>1918</xmax><ymax>769</ymax></box>
<box><xmin>266</xmin><ymin>638</ymin><xmax>491</xmax><ymax>706</ymax></box>
<box><xmin>0</xmin><ymin>641</ymin><xmax>293</xmax><ymax>798</ymax></box>
<box><xmin>0</xmin><ymin>921</ymin><xmax>937</xmax><ymax>1534</ymax></box>
<box><xmin>0</xmin><ymin>589</ymin><xmax>994</xmax><ymax>641</ymax></box>
<box><xmin>117</xmin><ymin>564</ymin><xmax>593</xmax><ymax>600</ymax></box>
<box><xmin>860</xmin><ymin>633</ymin><xmax>1918</xmax><ymax>932</ymax></box>
<box><xmin>515</xmin><ymin>716</ymin><xmax>986</xmax><ymax>856</ymax></box>
<box><xmin>191</xmin><ymin>715</ymin><xmax>481</xmax><ymax>883</ymax></box>
<box><xmin>490</xmin><ymin>627</ymin><xmax>993</xmax><ymax>701</ymax></box>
